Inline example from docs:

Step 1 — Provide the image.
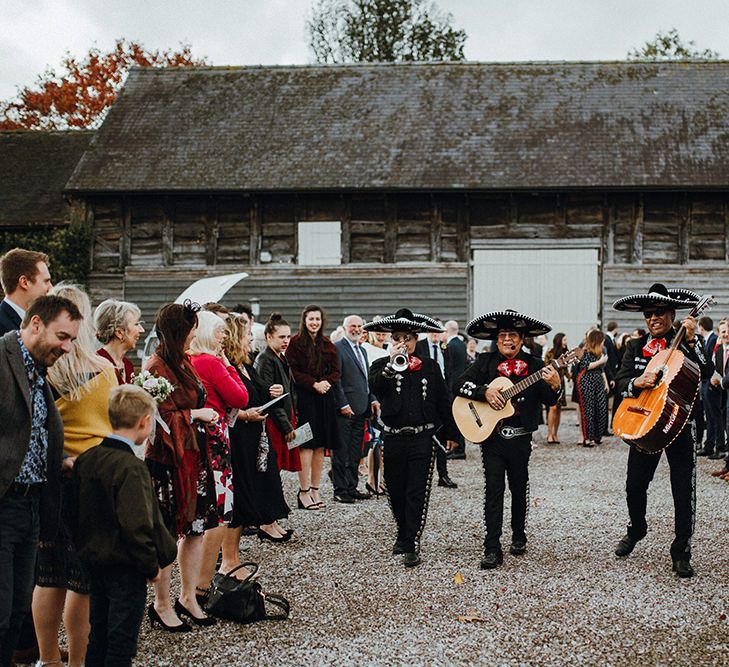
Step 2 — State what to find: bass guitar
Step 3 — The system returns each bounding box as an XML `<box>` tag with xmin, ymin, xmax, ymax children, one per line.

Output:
<box><xmin>452</xmin><ymin>348</ymin><xmax>582</xmax><ymax>443</ymax></box>
<box><xmin>612</xmin><ymin>294</ymin><xmax>715</xmax><ymax>453</ymax></box>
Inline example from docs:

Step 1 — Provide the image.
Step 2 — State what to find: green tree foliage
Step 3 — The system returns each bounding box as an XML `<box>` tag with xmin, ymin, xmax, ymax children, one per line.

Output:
<box><xmin>0</xmin><ymin>226</ymin><xmax>92</xmax><ymax>286</ymax></box>
<box><xmin>308</xmin><ymin>0</ymin><xmax>466</xmax><ymax>63</ymax></box>
<box><xmin>628</xmin><ymin>28</ymin><xmax>720</xmax><ymax>61</ymax></box>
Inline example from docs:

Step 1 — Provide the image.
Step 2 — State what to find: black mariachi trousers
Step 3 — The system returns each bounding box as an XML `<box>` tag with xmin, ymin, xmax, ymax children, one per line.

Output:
<box><xmin>382</xmin><ymin>431</ymin><xmax>436</xmax><ymax>553</ymax></box>
<box><xmin>625</xmin><ymin>428</ymin><xmax>695</xmax><ymax>560</ymax></box>
<box><xmin>480</xmin><ymin>434</ymin><xmax>531</xmax><ymax>553</ymax></box>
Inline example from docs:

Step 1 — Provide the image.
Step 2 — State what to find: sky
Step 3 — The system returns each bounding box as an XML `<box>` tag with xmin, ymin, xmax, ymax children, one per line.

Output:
<box><xmin>1</xmin><ymin>0</ymin><xmax>728</xmax><ymax>100</ymax></box>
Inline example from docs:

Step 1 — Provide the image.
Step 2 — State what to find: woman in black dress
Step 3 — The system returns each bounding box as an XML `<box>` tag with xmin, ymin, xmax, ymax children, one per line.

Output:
<box><xmin>285</xmin><ymin>305</ymin><xmax>341</xmax><ymax>509</ymax></box>
<box><xmin>576</xmin><ymin>329</ymin><xmax>609</xmax><ymax>447</ymax></box>
<box><xmin>220</xmin><ymin>316</ymin><xmax>292</xmax><ymax>571</ymax></box>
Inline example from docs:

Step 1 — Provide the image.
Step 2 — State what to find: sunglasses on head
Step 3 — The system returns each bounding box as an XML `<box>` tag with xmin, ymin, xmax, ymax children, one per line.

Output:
<box><xmin>643</xmin><ymin>308</ymin><xmax>668</xmax><ymax>319</ymax></box>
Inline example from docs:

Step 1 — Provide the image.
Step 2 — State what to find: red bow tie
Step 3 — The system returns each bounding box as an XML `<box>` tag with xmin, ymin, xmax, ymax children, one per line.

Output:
<box><xmin>497</xmin><ymin>358</ymin><xmax>528</xmax><ymax>378</ymax></box>
<box><xmin>407</xmin><ymin>355</ymin><xmax>422</xmax><ymax>371</ymax></box>
<box><xmin>643</xmin><ymin>338</ymin><xmax>666</xmax><ymax>358</ymax></box>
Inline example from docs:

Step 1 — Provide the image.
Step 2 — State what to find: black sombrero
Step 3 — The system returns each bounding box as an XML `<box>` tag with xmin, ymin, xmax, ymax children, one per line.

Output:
<box><xmin>362</xmin><ymin>308</ymin><xmax>444</xmax><ymax>334</ymax></box>
<box><xmin>466</xmin><ymin>309</ymin><xmax>551</xmax><ymax>341</ymax></box>
<box><xmin>612</xmin><ymin>283</ymin><xmax>698</xmax><ymax>312</ymax></box>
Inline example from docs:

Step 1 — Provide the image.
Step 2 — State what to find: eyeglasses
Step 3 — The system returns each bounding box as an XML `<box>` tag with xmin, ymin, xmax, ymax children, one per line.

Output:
<box><xmin>391</xmin><ymin>333</ymin><xmax>414</xmax><ymax>342</ymax></box>
<box><xmin>497</xmin><ymin>332</ymin><xmax>520</xmax><ymax>340</ymax></box>
<box><xmin>643</xmin><ymin>308</ymin><xmax>668</xmax><ymax>319</ymax></box>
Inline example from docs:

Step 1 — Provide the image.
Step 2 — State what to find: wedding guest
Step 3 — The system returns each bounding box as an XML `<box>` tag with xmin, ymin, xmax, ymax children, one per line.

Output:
<box><xmin>576</xmin><ymin>329</ymin><xmax>609</xmax><ymax>447</ymax></box>
<box><xmin>145</xmin><ymin>302</ymin><xmax>219</xmax><ymax>632</ymax></box>
<box><xmin>189</xmin><ymin>312</ymin><xmax>249</xmax><ymax>609</ymax></box>
<box><xmin>94</xmin><ymin>299</ymin><xmax>144</xmax><ymax>384</ymax></box>
<box><xmin>254</xmin><ymin>313</ymin><xmax>301</xmax><ymax>477</ymax></box>
<box><xmin>286</xmin><ymin>305</ymin><xmax>341</xmax><ymax>510</ymax></box>
<box><xmin>222</xmin><ymin>316</ymin><xmax>291</xmax><ymax>568</ymax></box>
<box><xmin>33</xmin><ymin>284</ymin><xmax>118</xmax><ymax>667</ymax></box>
<box><xmin>0</xmin><ymin>247</ymin><xmax>53</xmax><ymax>334</ymax></box>
<box><xmin>544</xmin><ymin>333</ymin><xmax>570</xmax><ymax>444</ymax></box>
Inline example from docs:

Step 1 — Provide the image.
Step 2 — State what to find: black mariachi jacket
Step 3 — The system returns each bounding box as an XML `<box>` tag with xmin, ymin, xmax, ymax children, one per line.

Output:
<box><xmin>615</xmin><ymin>329</ymin><xmax>709</xmax><ymax>406</ymax></box>
<box><xmin>455</xmin><ymin>350</ymin><xmax>560</xmax><ymax>433</ymax></box>
<box><xmin>369</xmin><ymin>355</ymin><xmax>458</xmax><ymax>441</ymax></box>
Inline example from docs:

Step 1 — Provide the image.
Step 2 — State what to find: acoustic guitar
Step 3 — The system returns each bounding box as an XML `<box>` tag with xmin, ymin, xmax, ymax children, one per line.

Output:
<box><xmin>452</xmin><ymin>348</ymin><xmax>583</xmax><ymax>443</ymax></box>
<box><xmin>612</xmin><ymin>295</ymin><xmax>715</xmax><ymax>454</ymax></box>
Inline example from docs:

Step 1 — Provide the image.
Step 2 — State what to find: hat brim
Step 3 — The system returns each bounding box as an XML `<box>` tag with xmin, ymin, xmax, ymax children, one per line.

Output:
<box><xmin>612</xmin><ymin>294</ymin><xmax>697</xmax><ymax>312</ymax></box>
<box><xmin>363</xmin><ymin>311</ymin><xmax>444</xmax><ymax>334</ymax></box>
<box><xmin>466</xmin><ymin>311</ymin><xmax>551</xmax><ymax>341</ymax></box>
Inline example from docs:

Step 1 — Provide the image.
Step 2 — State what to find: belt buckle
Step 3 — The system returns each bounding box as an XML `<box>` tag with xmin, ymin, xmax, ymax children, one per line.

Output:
<box><xmin>500</xmin><ymin>426</ymin><xmax>516</xmax><ymax>439</ymax></box>
<box><xmin>400</xmin><ymin>426</ymin><xmax>416</xmax><ymax>435</ymax></box>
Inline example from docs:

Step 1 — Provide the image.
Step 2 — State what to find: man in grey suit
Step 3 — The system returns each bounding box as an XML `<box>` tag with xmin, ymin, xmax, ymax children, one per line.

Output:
<box><xmin>0</xmin><ymin>295</ymin><xmax>81</xmax><ymax>666</ymax></box>
<box><xmin>332</xmin><ymin>315</ymin><xmax>379</xmax><ymax>503</ymax></box>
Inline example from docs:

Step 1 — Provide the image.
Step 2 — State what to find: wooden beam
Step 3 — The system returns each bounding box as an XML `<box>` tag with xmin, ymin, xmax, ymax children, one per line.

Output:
<box><xmin>205</xmin><ymin>197</ymin><xmax>219</xmax><ymax>266</ymax></box>
<box><xmin>631</xmin><ymin>195</ymin><xmax>643</xmax><ymax>264</ymax></box>
<box><xmin>509</xmin><ymin>193</ymin><xmax>518</xmax><ymax>228</ymax></box>
<box><xmin>430</xmin><ymin>195</ymin><xmax>442</xmax><ymax>263</ymax></box>
<box><xmin>384</xmin><ymin>194</ymin><xmax>396</xmax><ymax>263</ymax></box>
<box><xmin>249</xmin><ymin>196</ymin><xmax>261</xmax><ymax>265</ymax></box>
<box><xmin>162</xmin><ymin>198</ymin><xmax>174</xmax><ymax>266</ymax></box>
<box><xmin>601</xmin><ymin>195</ymin><xmax>613</xmax><ymax>266</ymax></box>
<box><xmin>456</xmin><ymin>194</ymin><xmax>470</xmax><ymax>263</ymax></box>
<box><xmin>120</xmin><ymin>197</ymin><xmax>131</xmax><ymax>270</ymax></box>
<box><xmin>724</xmin><ymin>198</ymin><xmax>729</xmax><ymax>264</ymax></box>
<box><xmin>340</xmin><ymin>194</ymin><xmax>351</xmax><ymax>264</ymax></box>
<box><xmin>678</xmin><ymin>194</ymin><xmax>690</xmax><ymax>265</ymax></box>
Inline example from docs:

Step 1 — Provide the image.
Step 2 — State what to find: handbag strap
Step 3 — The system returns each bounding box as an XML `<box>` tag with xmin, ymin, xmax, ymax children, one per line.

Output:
<box><xmin>263</xmin><ymin>593</ymin><xmax>290</xmax><ymax>621</ymax></box>
<box><xmin>219</xmin><ymin>562</ymin><xmax>259</xmax><ymax>584</ymax></box>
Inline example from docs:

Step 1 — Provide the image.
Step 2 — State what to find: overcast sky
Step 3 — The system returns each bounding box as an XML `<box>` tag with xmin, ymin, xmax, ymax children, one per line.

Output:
<box><xmin>1</xmin><ymin>0</ymin><xmax>727</xmax><ymax>100</ymax></box>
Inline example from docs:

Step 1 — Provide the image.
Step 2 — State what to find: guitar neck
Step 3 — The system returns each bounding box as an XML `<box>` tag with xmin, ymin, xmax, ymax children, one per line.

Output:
<box><xmin>502</xmin><ymin>361</ymin><xmax>556</xmax><ymax>400</ymax></box>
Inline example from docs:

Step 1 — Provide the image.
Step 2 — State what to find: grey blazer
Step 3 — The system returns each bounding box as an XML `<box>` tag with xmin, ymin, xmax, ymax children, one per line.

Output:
<box><xmin>0</xmin><ymin>331</ymin><xmax>64</xmax><ymax>540</ymax></box>
<box><xmin>333</xmin><ymin>338</ymin><xmax>375</xmax><ymax>416</ymax></box>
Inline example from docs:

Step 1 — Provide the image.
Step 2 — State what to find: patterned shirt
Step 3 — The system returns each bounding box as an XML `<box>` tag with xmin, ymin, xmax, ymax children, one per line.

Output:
<box><xmin>14</xmin><ymin>332</ymin><xmax>49</xmax><ymax>484</ymax></box>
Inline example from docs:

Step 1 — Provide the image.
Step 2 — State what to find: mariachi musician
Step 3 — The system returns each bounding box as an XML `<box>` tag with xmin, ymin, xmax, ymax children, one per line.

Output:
<box><xmin>612</xmin><ymin>284</ymin><xmax>708</xmax><ymax>578</ymax></box>
<box><xmin>455</xmin><ymin>310</ymin><xmax>561</xmax><ymax>570</ymax></box>
<box><xmin>364</xmin><ymin>309</ymin><xmax>458</xmax><ymax>568</ymax></box>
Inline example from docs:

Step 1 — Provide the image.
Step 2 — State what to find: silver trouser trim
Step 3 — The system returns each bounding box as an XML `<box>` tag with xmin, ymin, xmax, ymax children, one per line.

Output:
<box><xmin>413</xmin><ymin>438</ymin><xmax>437</xmax><ymax>555</ymax></box>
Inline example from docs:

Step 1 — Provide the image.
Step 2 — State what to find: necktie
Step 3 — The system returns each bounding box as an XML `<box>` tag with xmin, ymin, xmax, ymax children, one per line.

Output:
<box><xmin>432</xmin><ymin>343</ymin><xmax>444</xmax><ymax>378</ymax></box>
<box><xmin>354</xmin><ymin>344</ymin><xmax>367</xmax><ymax>375</ymax></box>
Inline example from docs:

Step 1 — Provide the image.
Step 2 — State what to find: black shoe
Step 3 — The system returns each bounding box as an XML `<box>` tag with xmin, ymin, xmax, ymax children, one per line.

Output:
<box><xmin>257</xmin><ymin>528</ymin><xmax>288</xmax><ymax>543</ymax></box>
<box><xmin>709</xmin><ymin>451</ymin><xmax>727</xmax><ymax>460</ymax></box>
<box><xmin>392</xmin><ymin>539</ymin><xmax>408</xmax><ymax>555</ymax></box>
<box><xmin>350</xmin><ymin>489</ymin><xmax>372</xmax><ymax>500</ymax></box>
<box><xmin>333</xmin><ymin>493</ymin><xmax>355</xmax><ymax>504</ymax></box>
<box><xmin>480</xmin><ymin>551</ymin><xmax>503</xmax><ymax>570</ymax></box>
<box><xmin>147</xmin><ymin>605</ymin><xmax>192</xmax><ymax>633</ymax></box>
<box><xmin>695</xmin><ymin>448</ymin><xmax>712</xmax><ymax>457</ymax></box>
<box><xmin>672</xmin><ymin>559</ymin><xmax>694</xmax><ymax>578</ymax></box>
<box><xmin>510</xmin><ymin>540</ymin><xmax>527</xmax><ymax>556</ymax></box>
<box><xmin>447</xmin><ymin>452</ymin><xmax>466</xmax><ymax>460</ymax></box>
<box><xmin>402</xmin><ymin>552</ymin><xmax>422</xmax><ymax>567</ymax></box>
<box><xmin>174</xmin><ymin>600</ymin><xmax>218</xmax><ymax>626</ymax></box>
<box><xmin>438</xmin><ymin>475</ymin><xmax>458</xmax><ymax>488</ymax></box>
<box><xmin>615</xmin><ymin>535</ymin><xmax>639</xmax><ymax>558</ymax></box>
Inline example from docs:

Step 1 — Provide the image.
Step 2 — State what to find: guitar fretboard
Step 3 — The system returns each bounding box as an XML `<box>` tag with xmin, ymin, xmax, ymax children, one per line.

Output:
<box><xmin>502</xmin><ymin>361</ymin><xmax>558</xmax><ymax>400</ymax></box>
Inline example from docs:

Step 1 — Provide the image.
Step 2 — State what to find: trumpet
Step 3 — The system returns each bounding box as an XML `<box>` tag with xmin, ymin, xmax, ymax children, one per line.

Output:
<box><xmin>391</xmin><ymin>352</ymin><xmax>409</xmax><ymax>372</ymax></box>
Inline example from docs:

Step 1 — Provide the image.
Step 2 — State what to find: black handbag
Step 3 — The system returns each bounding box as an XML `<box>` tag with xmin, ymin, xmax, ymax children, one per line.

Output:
<box><xmin>203</xmin><ymin>563</ymin><xmax>290</xmax><ymax>624</ymax></box>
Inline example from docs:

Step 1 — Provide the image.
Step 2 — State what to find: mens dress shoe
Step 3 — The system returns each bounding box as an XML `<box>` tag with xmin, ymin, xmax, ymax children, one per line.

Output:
<box><xmin>708</xmin><ymin>451</ymin><xmax>727</xmax><ymax>460</ymax></box>
<box><xmin>350</xmin><ymin>489</ymin><xmax>372</xmax><ymax>500</ymax></box>
<box><xmin>392</xmin><ymin>539</ymin><xmax>408</xmax><ymax>555</ymax></box>
<box><xmin>672</xmin><ymin>560</ymin><xmax>694</xmax><ymax>578</ymax></box>
<box><xmin>695</xmin><ymin>448</ymin><xmax>712</xmax><ymax>457</ymax></box>
<box><xmin>438</xmin><ymin>475</ymin><xmax>458</xmax><ymax>488</ymax></box>
<box><xmin>480</xmin><ymin>551</ymin><xmax>503</xmax><ymax>569</ymax></box>
<box><xmin>333</xmin><ymin>493</ymin><xmax>355</xmax><ymax>504</ymax></box>
<box><xmin>447</xmin><ymin>452</ymin><xmax>466</xmax><ymax>460</ymax></box>
<box><xmin>510</xmin><ymin>540</ymin><xmax>527</xmax><ymax>556</ymax></box>
<box><xmin>402</xmin><ymin>552</ymin><xmax>422</xmax><ymax>567</ymax></box>
<box><xmin>614</xmin><ymin>535</ymin><xmax>639</xmax><ymax>558</ymax></box>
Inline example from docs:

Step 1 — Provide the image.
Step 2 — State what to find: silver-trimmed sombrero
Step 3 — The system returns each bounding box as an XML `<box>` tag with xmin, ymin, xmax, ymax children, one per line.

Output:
<box><xmin>612</xmin><ymin>283</ymin><xmax>698</xmax><ymax>312</ymax></box>
<box><xmin>363</xmin><ymin>308</ymin><xmax>444</xmax><ymax>334</ymax></box>
<box><xmin>466</xmin><ymin>309</ymin><xmax>551</xmax><ymax>341</ymax></box>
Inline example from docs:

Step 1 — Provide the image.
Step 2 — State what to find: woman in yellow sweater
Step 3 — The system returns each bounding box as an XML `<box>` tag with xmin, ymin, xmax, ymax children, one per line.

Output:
<box><xmin>32</xmin><ymin>284</ymin><xmax>118</xmax><ymax>667</ymax></box>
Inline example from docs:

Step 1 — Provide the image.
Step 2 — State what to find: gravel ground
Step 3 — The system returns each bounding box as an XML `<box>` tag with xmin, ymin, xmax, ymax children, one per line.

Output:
<box><xmin>136</xmin><ymin>411</ymin><xmax>728</xmax><ymax>666</ymax></box>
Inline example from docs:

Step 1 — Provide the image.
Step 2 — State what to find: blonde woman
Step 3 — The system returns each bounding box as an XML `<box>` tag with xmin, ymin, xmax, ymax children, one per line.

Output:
<box><xmin>94</xmin><ymin>298</ymin><xmax>144</xmax><ymax>383</ymax></box>
<box><xmin>189</xmin><ymin>312</ymin><xmax>249</xmax><ymax>608</ymax></box>
<box><xmin>576</xmin><ymin>329</ymin><xmax>609</xmax><ymax>447</ymax></box>
<box><xmin>32</xmin><ymin>284</ymin><xmax>118</xmax><ymax>667</ymax></box>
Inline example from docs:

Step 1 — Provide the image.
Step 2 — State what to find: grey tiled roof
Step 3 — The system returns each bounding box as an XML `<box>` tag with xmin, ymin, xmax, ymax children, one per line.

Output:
<box><xmin>66</xmin><ymin>61</ymin><xmax>729</xmax><ymax>192</ymax></box>
<box><xmin>1</xmin><ymin>130</ymin><xmax>94</xmax><ymax>226</ymax></box>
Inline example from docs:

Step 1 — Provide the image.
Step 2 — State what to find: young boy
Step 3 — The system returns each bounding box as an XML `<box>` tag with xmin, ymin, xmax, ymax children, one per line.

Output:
<box><xmin>72</xmin><ymin>385</ymin><xmax>177</xmax><ymax>667</ymax></box>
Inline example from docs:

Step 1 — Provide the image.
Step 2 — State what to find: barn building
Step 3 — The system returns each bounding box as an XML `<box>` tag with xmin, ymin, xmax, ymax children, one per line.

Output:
<box><xmin>61</xmin><ymin>61</ymin><xmax>729</xmax><ymax>343</ymax></box>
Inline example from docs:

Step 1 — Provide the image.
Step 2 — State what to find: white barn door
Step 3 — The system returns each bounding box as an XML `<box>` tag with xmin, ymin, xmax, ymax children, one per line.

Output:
<box><xmin>472</xmin><ymin>247</ymin><xmax>599</xmax><ymax>351</ymax></box>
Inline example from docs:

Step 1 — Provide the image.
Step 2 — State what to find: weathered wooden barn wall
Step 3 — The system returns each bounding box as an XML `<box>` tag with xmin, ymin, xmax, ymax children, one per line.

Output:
<box><xmin>86</xmin><ymin>189</ymin><xmax>729</xmax><ymax>333</ymax></box>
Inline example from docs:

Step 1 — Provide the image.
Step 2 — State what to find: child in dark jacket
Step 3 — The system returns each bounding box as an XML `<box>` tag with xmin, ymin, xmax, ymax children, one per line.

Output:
<box><xmin>72</xmin><ymin>385</ymin><xmax>178</xmax><ymax>667</ymax></box>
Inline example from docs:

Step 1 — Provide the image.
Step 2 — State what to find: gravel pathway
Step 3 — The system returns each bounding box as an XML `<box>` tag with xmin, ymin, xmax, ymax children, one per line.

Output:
<box><xmin>136</xmin><ymin>412</ymin><xmax>728</xmax><ymax>666</ymax></box>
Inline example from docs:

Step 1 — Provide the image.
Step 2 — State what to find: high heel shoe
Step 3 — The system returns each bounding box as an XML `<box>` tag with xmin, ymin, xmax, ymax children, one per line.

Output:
<box><xmin>174</xmin><ymin>599</ymin><xmax>217</xmax><ymax>627</ymax></box>
<box><xmin>147</xmin><ymin>604</ymin><xmax>192</xmax><ymax>633</ymax></box>
<box><xmin>257</xmin><ymin>528</ymin><xmax>289</xmax><ymax>543</ymax></box>
<box><xmin>297</xmin><ymin>488</ymin><xmax>318</xmax><ymax>510</ymax></box>
<box><xmin>365</xmin><ymin>482</ymin><xmax>379</xmax><ymax>497</ymax></box>
<box><xmin>309</xmin><ymin>486</ymin><xmax>325</xmax><ymax>509</ymax></box>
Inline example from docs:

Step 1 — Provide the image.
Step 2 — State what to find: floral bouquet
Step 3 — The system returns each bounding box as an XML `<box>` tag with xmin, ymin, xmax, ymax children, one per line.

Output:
<box><xmin>133</xmin><ymin>370</ymin><xmax>174</xmax><ymax>403</ymax></box>
<box><xmin>133</xmin><ymin>370</ymin><xmax>174</xmax><ymax>437</ymax></box>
